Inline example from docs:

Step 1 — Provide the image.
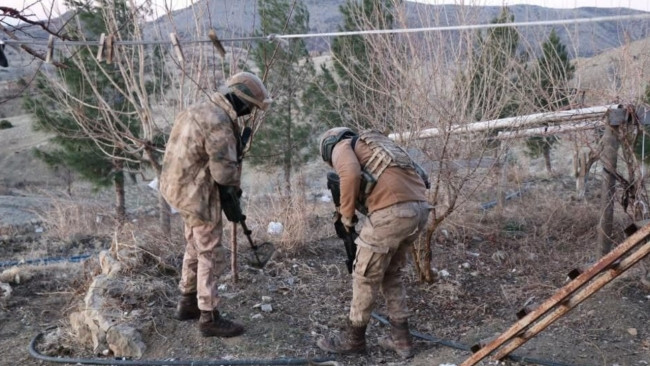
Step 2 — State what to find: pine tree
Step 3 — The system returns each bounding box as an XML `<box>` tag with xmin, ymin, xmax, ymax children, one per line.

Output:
<box><xmin>465</xmin><ymin>7</ymin><xmax>521</xmax><ymax>122</ymax></box>
<box><xmin>526</xmin><ymin>28</ymin><xmax>575</xmax><ymax>173</ymax></box>
<box><xmin>249</xmin><ymin>0</ymin><xmax>318</xmax><ymax>194</ymax></box>
<box><xmin>633</xmin><ymin>84</ymin><xmax>650</xmax><ymax>165</ymax></box>
<box><xmin>23</xmin><ymin>0</ymin><xmax>147</xmax><ymax>224</ymax></box>
<box><xmin>308</xmin><ymin>0</ymin><xmax>398</xmax><ymax>132</ymax></box>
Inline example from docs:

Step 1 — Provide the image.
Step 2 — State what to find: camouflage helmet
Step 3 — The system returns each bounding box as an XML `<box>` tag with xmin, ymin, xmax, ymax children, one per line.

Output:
<box><xmin>226</xmin><ymin>72</ymin><xmax>273</xmax><ymax>111</ymax></box>
<box><xmin>319</xmin><ymin>127</ymin><xmax>357</xmax><ymax>165</ymax></box>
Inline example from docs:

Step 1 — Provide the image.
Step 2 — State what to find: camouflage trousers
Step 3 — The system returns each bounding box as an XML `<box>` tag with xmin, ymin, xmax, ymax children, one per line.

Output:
<box><xmin>349</xmin><ymin>201</ymin><xmax>431</xmax><ymax>326</ymax></box>
<box><xmin>179</xmin><ymin>219</ymin><xmax>229</xmax><ymax>311</ymax></box>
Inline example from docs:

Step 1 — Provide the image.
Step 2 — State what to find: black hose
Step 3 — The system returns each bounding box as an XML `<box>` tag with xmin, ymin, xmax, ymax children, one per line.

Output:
<box><xmin>29</xmin><ymin>313</ymin><xmax>586</xmax><ymax>366</ymax></box>
<box><xmin>29</xmin><ymin>330</ymin><xmax>337</xmax><ymax>366</ymax></box>
<box><xmin>371</xmin><ymin>312</ymin><xmax>586</xmax><ymax>366</ymax></box>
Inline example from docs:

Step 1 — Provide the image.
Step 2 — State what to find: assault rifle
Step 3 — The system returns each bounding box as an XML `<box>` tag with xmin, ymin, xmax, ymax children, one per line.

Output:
<box><xmin>326</xmin><ymin>172</ymin><xmax>357</xmax><ymax>274</ymax></box>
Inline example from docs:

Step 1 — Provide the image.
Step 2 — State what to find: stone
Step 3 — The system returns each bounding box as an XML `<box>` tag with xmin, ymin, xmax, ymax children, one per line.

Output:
<box><xmin>107</xmin><ymin>324</ymin><xmax>145</xmax><ymax>358</ymax></box>
<box><xmin>0</xmin><ymin>282</ymin><xmax>11</xmax><ymax>298</ymax></box>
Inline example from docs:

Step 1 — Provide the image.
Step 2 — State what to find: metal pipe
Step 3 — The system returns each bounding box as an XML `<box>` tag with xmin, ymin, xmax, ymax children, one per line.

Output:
<box><xmin>389</xmin><ymin>105</ymin><xmax>618</xmax><ymax>141</ymax></box>
<box><xmin>495</xmin><ymin>120</ymin><xmax>601</xmax><ymax>139</ymax></box>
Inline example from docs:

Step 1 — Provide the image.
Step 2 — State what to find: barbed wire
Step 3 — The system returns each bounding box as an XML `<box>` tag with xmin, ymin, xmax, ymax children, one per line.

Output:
<box><xmin>2</xmin><ymin>13</ymin><xmax>650</xmax><ymax>47</ymax></box>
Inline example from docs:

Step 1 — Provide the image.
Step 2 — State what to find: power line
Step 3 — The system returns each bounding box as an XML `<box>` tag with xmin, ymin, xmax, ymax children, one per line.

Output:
<box><xmin>2</xmin><ymin>13</ymin><xmax>650</xmax><ymax>47</ymax></box>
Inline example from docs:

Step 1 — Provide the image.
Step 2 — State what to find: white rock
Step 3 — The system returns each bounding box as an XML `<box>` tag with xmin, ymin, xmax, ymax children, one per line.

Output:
<box><xmin>261</xmin><ymin>304</ymin><xmax>273</xmax><ymax>312</ymax></box>
<box><xmin>0</xmin><ymin>282</ymin><xmax>11</xmax><ymax>298</ymax></box>
<box><xmin>218</xmin><ymin>284</ymin><xmax>227</xmax><ymax>291</ymax></box>
<box><xmin>147</xmin><ymin>178</ymin><xmax>159</xmax><ymax>190</ymax></box>
<box><xmin>440</xmin><ymin>269</ymin><xmax>450</xmax><ymax>277</ymax></box>
<box><xmin>261</xmin><ymin>296</ymin><xmax>272</xmax><ymax>303</ymax></box>
<box><xmin>267</xmin><ymin>222</ymin><xmax>284</xmax><ymax>235</ymax></box>
<box><xmin>461</xmin><ymin>262</ymin><xmax>470</xmax><ymax>269</ymax></box>
<box><xmin>251</xmin><ymin>313</ymin><xmax>263</xmax><ymax>319</ymax></box>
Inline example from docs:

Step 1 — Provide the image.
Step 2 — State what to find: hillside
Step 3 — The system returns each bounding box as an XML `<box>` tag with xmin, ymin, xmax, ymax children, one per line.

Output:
<box><xmin>5</xmin><ymin>1</ymin><xmax>649</xmax><ymax>57</ymax></box>
<box><xmin>574</xmin><ymin>36</ymin><xmax>650</xmax><ymax>104</ymax></box>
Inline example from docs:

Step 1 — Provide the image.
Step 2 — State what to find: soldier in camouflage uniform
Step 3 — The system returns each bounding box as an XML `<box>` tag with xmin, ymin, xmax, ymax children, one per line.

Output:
<box><xmin>159</xmin><ymin>72</ymin><xmax>272</xmax><ymax>338</ymax></box>
<box><xmin>317</xmin><ymin>127</ymin><xmax>431</xmax><ymax>358</ymax></box>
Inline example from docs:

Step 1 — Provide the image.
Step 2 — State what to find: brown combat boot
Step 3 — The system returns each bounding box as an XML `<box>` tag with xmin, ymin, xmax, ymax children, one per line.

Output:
<box><xmin>174</xmin><ymin>292</ymin><xmax>200</xmax><ymax>321</ymax></box>
<box><xmin>378</xmin><ymin>319</ymin><xmax>414</xmax><ymax>359</ymax></box>
<box><xmin>198</xmin><ymin>309</ymin><xmax>245</xmax><ymax>338</ymax></box>
<box><xmin>316</xmin><ymin>321</ymin><xmax>367</xmax><ymax>354</ymax></box>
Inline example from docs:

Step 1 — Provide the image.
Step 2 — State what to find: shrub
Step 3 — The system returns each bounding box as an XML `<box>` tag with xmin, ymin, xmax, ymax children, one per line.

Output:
<box><xmin>0</xmin><ymin>120</ymin><xmax>13</xmax><ymax>129</ymax></box>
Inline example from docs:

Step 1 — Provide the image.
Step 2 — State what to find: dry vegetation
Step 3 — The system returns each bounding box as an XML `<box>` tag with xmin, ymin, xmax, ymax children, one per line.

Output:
<box><xmin>1</xmin><ymin>1</ymin><xmax>650</xmax><ymax>365</ymax></box>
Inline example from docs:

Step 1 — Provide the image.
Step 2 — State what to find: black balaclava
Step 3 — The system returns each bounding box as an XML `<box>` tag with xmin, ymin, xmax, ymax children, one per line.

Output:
<box><xmin>225</xmin><ymin>92</ymin><xmax>252</xmax><ymax>117</ymax></box>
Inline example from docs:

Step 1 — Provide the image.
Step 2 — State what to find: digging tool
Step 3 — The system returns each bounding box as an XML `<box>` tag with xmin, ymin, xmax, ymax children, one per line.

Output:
<box><xmin>218</xmin><ymin>184</ymin><xmax>275</xmax><ymax>269</ymax></box>
<box><xmin>239</xmin><ymin>219</ymin><xmax>275</xmax><ymax>269</ymax></box>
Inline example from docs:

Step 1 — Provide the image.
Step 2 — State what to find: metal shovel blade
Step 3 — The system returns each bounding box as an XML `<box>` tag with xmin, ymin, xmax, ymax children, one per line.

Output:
<box><xmin>239</xmin><ymin>220</ymin><xmax>275</xmax><ymax>269</ymax></box>
<box><xmin>247</xmin><ymin>241</ymin><xmax>275</xmax><ymax>269</ymax></box>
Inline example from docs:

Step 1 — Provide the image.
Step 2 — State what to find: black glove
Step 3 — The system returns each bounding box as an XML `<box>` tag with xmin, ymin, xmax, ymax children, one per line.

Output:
<box><xmin>341</xmin><ymin>213</ymin><xmax>358</xmax><ymax>233</ymax></box>
<box><xmin>218</xmin><ymin>185</ymin><xmax>245</xmax><ymax>222</ymax></box>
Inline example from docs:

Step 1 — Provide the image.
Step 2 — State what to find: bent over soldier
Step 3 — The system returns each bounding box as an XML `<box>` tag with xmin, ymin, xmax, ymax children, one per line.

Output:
<box><xmin>159</xmin><ymin>72</ymin><xmax>272</xmax><ymax>337</ymax></box>
<box><xmin>317</xmin><ymin>127</ymin><xmax>431</xmax><ymax>358</ymax></box>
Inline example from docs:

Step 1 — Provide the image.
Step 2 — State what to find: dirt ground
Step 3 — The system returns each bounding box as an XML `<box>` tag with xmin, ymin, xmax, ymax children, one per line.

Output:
<box><xmin>1</xmin><ymin>114</ymin><xmax>649</xmax><ymax>366</ymax></box>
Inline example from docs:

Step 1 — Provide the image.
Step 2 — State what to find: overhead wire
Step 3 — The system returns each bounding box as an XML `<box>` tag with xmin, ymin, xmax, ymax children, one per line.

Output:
<box><xmin>2</xmin><ymin>13</ymin><xmax>650</xmax><ymax>47</ymax></box>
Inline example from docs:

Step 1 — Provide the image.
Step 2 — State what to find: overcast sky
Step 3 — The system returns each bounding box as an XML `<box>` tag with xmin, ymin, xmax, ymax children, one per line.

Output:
<box><xmin>3</xmin><ymin>0</ymin><xmax>649</xmax><ymax>21</ymax></box>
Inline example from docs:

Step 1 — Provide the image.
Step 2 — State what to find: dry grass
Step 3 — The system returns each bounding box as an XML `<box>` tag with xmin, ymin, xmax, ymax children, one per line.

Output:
<box><xmin>243</xmin><ymin>190</ymin><xmax>334</xmax><ymax>252</ymax></box>
<box><xmin>35</xmin><ymin>195</ymin><xmax>115</xmax><ymax>242</ymax></box>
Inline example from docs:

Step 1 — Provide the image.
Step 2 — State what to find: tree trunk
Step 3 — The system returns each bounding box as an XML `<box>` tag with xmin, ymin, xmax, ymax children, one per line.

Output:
<box><xmin>159</xmin><ymin>194</ymin><xmax>171</xmax><ymax>237</ymax></box>
<box><xmin>284</xmin><ymin>101</ymin><xmax>293</xmax><ymax>195</ymax></box>
<box><xmin>145</xmin><ymin>147</ymin><xmax>170</xmax><ymax>237</ymax></box>
<box><xmin>411</xmin><ymin>216</ymin><xmax>438</xmax><ymax>283</ymax></box>
<box><xmin>114</xmin><ymin>168</ymin><xmax>126</xmax><ymax>226</ymax></box>
<box><xmin>497</xmin><ymin>145</ymin><xmax>508</xmax><ymax>211</ymax></box>
<box><xmin>543</xmin><ymin>144</ymin><xmax>552</xmax><ymax>173</ymax></box>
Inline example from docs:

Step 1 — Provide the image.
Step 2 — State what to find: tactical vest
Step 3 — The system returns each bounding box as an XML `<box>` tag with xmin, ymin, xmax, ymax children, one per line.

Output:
<box><xmin>354</xmin><ymin>130</ymin><xmax>429</xmax><ymax>215</ymax></box>
<box><xmin>359</xmin><ymin>129</ymin><xmax>416</xmax><ymax>180</ymax></box>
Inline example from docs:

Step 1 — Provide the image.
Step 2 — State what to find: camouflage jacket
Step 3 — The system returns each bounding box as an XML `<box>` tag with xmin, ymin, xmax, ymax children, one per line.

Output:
<box><xmin>160</xmin><ymin>93</ymin><xmax>241</xmax><ymax>227</ymax></box>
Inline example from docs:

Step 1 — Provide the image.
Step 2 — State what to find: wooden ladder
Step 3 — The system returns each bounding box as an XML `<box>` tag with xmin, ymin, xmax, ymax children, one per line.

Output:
<box><xmin>460</xmin><ymin>223</ymin><xmax>650</xmax><ymax>366</ymax></box>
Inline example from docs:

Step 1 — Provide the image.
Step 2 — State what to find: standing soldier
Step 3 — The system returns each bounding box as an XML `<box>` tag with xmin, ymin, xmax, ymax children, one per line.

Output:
<box><xmin>317</xmin><ymin>127</ymin><xmax>431</xmax><ymax>358</ymax></box>
<box><xmin>159</xmin><ymin>72</ymin><xmax>272</xmax><ymax>337</ymax></box>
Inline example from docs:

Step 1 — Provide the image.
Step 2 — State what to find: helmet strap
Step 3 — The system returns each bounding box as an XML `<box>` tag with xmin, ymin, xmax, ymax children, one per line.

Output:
<box><xmin>225</xmin><ymin>92</ymin><xmax>252</xmax><ymax>117</ymax></box>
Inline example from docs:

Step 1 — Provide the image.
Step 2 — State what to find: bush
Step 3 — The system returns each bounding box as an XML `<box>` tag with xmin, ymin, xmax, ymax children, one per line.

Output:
<box><xmin>0</xmin><ymin>120</ymin><xmax>13</xmax><ymax>129</ymax></box>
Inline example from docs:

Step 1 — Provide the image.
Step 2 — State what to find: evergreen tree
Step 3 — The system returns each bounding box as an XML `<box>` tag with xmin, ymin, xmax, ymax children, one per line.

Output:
<box><xmin>308</xmin><ymin>0</ymin><xmax>398</xmax><ymax>131</ymax></box>
<box><xmin>23</xmin><ymin>0</ymin><xmax>147</xmax><ymax>224</ymax></box>
<box><xmin>633</xmin><ymin>84</ymin><xmax>650</xmax><ymax>165</ymax></box>
<box><xmin>465</xmin><ymin>7</ymin><xmax>521</xmax><ymax>121</ymax></box>
<box><xmin>525</xmin><ymin>28</ymin><xmax>575</xmax><ymax>173</ymax></box>
<box><xmin>249</xmin><ymin>0</ymin><xmax>317</xmax><ymax>194</ymax></box>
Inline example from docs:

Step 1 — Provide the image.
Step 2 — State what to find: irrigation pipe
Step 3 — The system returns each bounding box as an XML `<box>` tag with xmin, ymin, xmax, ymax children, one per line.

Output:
<box><xmin>371</xmin><ymin>312</ymin><xmax>586</xmax><ymax>366</ymax></box>
<box><xmin>29</xmin><ymin>328</ymin><xmax>338</xmax><ymax>366</ymax></box>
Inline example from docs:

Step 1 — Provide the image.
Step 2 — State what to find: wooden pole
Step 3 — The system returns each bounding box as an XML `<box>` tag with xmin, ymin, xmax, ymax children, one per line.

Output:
<box><xmin>597</xmin><ymin>110</ymin><xmax>622</xmax><ymax>255</ymax></box>
<box><xmin>497</xmin><ymin>144</ymin><xmax>508</xmax><ymax>210</ymax></box>
<box><xmin>231</xmin><ymin>222</ymin><xmax>238</xmax><ymax>283</ymax></box>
